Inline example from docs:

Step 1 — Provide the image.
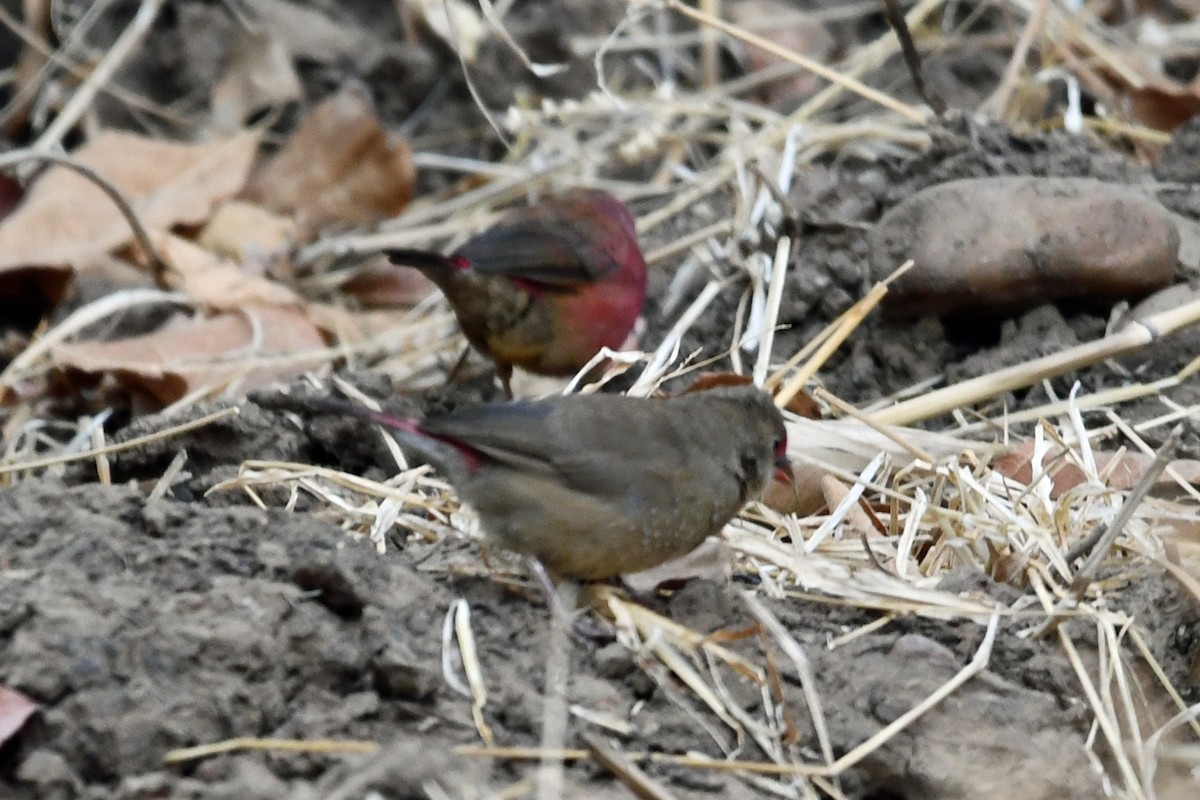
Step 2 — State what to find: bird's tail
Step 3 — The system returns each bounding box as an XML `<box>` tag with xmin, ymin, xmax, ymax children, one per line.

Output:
<box><xmin>280</xmin><ymin>395</ymin><xmax>421</xmax><ymax>434</ymax></box>
<box><xmin>386</xmin><ymin>249</ymin><xmax>466</xmax><ymax>273</ymax></box>
<box><xmin>266</xmin><ymin>394</ymin><xmax>473</xmax><ymax>481</ymax></box>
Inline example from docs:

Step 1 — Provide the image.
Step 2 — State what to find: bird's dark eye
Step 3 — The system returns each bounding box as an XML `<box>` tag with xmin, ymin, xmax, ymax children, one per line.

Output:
<box><xmin>772</xmin><ymin>436</ymin><xmax>787</xmax><ymax>459</ymax></box>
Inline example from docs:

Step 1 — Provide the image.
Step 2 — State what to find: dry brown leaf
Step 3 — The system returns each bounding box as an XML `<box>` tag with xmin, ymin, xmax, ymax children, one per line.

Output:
<box><xmin>197</xmin><ymin>200</ymin><xmax>296</xmax><ymax>272</ymax></box>
<box><xmin>241</xmin><ymin>90</ymin><xmax>415</xmax><ymax>239</ymax></box>
<box><xmin>305</xmin><ymin>303</ymin><xmax>419</xmax><ymax>346</ymax></box>
<box><xmin>157</xmin><ymin>233</ymin><xmax>299</xmax><ymax>310</ymax></box>
<box><xmin>1123</xmin><ymin>72</ymin><xmax>1200</xmax><ymax>133</ymax></box>
<box><xmin>621</xmin><ymin>538</ymin><xmax>731</xmax><ymax>595</ymax></box>
<box><xmin>240</xmin><ymin>0</ymin><xmax>368</xmax><ymax>64</ymax></box>
<box><xmin>209</xmin><ymin>28</ymin><xmax>302</xmax><ymax>132</ymax></box>
<box><xmin>3</xmin><ymin>0</ymin><xmax>51</xmax><ymax>138</ymax></box>
<box><xmin>993</xmin><ymin>441</ymin><xmax>1200</xmax><ymax>498</ymax></box>
<box><xmin>0</xmin><ymin>684</ymin><xmax>37</xmax><ymax>747</ymax></box>
<box><xmin>333</xmin><ymin>260</ymin><xmax>437</xmax><ymax>308</ymax></box>
<box><xmin>0</xmin><ymin>173</ymin><xmax>24</xmax><ymax>224</ymax></box>
<box><xmin>0</xmin><ymin>130</ymin><xmax>260</xmax><ymax>273</ymax></box>
<box><xmin>762</xmin><ymin>462</ymin><xmax>828</xmax><ymax>516</ymax></box>
<box><xmin>685</xmin><ymin>371</ymin><xmax>820</xmax><ymax>417</ymax></box>
<box><xmin>820</xmin><ymin>474</ymin><xmax>874</xmax><ymax>537</ymax></box>
<box><xmin>1089</xmin><ymin>51</ymin><xmax>1200</xmax><ymax>133</ymax></box>
<box><xmin>52</xmin><ymin>304</ymin><xmax>326</xmax><ymax>405</ymax></box>
<box><xmin>410</xmin><ymin>0</ymin><xmax>486</xmax><ymax>62</ymax></box>
<box><xmin>727</xmin><ymin>0</ymin><xmax>833</xmax><ymax>103</ymax></box>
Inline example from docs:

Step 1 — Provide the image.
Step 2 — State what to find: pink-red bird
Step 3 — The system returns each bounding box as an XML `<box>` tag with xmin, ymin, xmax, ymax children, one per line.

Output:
<box><xmin>387</xmin><ymin>189</ymin><xmax>647</xmax><ymax>397</ymax></box>
<box><xmin>324</xmin><ymin>385</ymin><xmax>791</xmax><ymax>581</ymax></box>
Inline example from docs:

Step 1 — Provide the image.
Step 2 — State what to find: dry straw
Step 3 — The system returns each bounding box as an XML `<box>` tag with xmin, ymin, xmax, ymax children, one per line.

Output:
<box><xmin>3</xmin><ymin>0</ymin><xmax>1198</xmax><ymax>794</ymax></box>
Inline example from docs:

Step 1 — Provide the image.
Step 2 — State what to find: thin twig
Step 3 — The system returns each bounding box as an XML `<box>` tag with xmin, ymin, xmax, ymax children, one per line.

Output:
<box><xmin>663</xmin><ymin>0</ymin><xmax>926</xmax><ymax>123</ymax></box>
<box><xmin>0</xmin><ymin>149</ymin><xmax>170</xmax><ymax>276</ymax></box>
<box><xmin>581</xmin><ymin>732</ymin><xmax>679</xmax><ymax>800</ymax></box>
<box><xmin>882</xmin><ymin>0</ymin><xmax>945</xmax><ymax>113</ymax></box>
<box><xmin>1068</xmin><ymin>426</ymin><xmax>1181</xmax><ymax>583</ymax></box>
<box><xmin>31</xmin><ymin>0</ymin><xmax>166</xmax><ymax>154</ymax></box>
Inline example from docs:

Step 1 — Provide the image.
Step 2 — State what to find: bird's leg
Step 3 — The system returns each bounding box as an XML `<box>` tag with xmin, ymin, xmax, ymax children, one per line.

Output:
<box><xmin>496</xmin><ymin>362</ymin><xmax>514</xmax><ymax>399</ymax></box>
<box><xmin>526</xmin><ymin>556</ymin><xmax>574</xmax><ymax>624</ymax></box>
<box><xmin>445</xmin><ymin>344</ymin><xmax>474</xmax><ymax>384</ymax></box>
<box><xmin>525</xmin><ymin>557</ymin><xmax>611</xmax><ymax>643</ymax></box>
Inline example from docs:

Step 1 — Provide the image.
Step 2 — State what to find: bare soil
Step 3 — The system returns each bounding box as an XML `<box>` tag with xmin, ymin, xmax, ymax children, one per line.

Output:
<box><xmin>2</xmin><ymin>2</ymin><xmax>1199</xmax><ymax>799</ymax></box>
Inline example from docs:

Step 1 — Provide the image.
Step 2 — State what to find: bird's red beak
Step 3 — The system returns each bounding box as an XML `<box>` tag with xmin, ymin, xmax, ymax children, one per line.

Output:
<box><xmin>772</xmin><ymin>437</ymin><xmax>793</xmax><ymax>484</ymax></box>
<box><xmin>773</xmin><ymin>455</ymin><xmax>793</xmax><ymax>485</ymax></box>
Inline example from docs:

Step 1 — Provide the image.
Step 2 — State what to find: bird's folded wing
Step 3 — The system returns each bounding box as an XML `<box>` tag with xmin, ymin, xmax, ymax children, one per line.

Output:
<box><xmin>455</xmin><ymin>219</ymin><xmax>616</xmax><ymax>286</ymax></box>
<box><xmin>418</xmin><ymin>398</ymin><xmax>668</xmax><ymax>497</ymax></box>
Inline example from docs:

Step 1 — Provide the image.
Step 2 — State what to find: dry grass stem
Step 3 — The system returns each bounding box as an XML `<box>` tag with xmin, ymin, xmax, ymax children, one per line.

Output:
<box><xmin>163</xmin><ymin>737</ymin><xmax>379</xmax><ymax>764</ymax></box>
<box><xmin>30</xmin><ymin>0</ymin><xmax>166</xmax><ymax>156</ymax></box>
<box><xmin>871</xmin><ymin>298</ymin><xmax>1200</xmax><ymax>426</ymax></box>
<box><xmin>0</xmin><ymin>405</ymin><xmax>237</xmax><ymax>475</ymax></box>
<box><xmin>581</xmin><ymin>732</ymin><xmax>679</xmax><ymax>800</ymax></box>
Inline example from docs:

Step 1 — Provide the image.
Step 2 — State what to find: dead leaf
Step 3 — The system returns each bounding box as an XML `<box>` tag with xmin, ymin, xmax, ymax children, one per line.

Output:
<box><xmin>1123</xmin><ymin>72</ymin><xmax>1200</xmax><ymax>134</ymax></box>
<box><xmin>0</xmin><ymin>173</ymin><xmax>25</xmax><ymax>224</ymax></box>
<box><xmin>197</xmin><ymin>200</ymin><xmax>296</xmax><ymax>272</ymax></box>
<box><xmin>762</xmin><ymin>462</ymin><xmax>827</xmax><ymax>516</ymax></box>
<box><xmin>621</xmin><ymin>539</ymin><xmax>731</xmax><ymax>594</ymax></box>
<box><xmin>333</xmin><ymin>260</ymin><xmax>437</xmax><ymax>308</ymax></box>
<box><xmin>306</xmin><ymin>303</ymin><xmax>425</xmax><ymax>346</ymax></box>
<box><xmin>241</xmin><ymin>90</ymin><xmax>415</xmax><ymax>239</ymax></box>
<box><xmin>0</xmin><ymin>130</ymin><xmax>260</xmax><ymax>273</ymax></box>
<box><xmin>684</xmin><ymin>371</ymin><xmax>821</xmax><ymax>417</ymax></box>
<box><xmin>157</xmin><ymin>233</ymin><xmax>299</xmax><ymax>310</ymax></box>
<box><xmin>410</xmin><ymin>0</ymin><xmax>486</xmax><ymax>62</ymax></box>
<box><xmin>0</xmin><ymin>685</ymin><xmax>37</xmax><ymax>747</ymax></box>
<box><xmin>52</xmin><ymin>304</ymin><xmax>327</xmax><ymax>405</ymax></box>
<box><xmin>993</xmin><ymin>442</ymin><xmax>1200</xmax><ymax>498</ymax></box>
<box><xmin>3</xmin><ymin>0</ymin><xmax>51</xmax><ymax>138</ymax></box>
<box><xmin>728</xmin><ymin>0</ymin><xmax>834</xmax><ymax>103</ymax></box>
<box><xmin>209</xmin><ymin>28</ymin><xmax>302</xmax><ymax>132</ymax></box>
<box><xmin>820</xmin><ymin>474</ymin><xmax>874</xmax><ymax>537</ymax></box>
<box><xmin>240</xmin><ymin>0</ymin><xmax>368</xmax><ymax>64</ymax></box>
<box><xmin>1088</xmin><ymin>50</ymin><xmax>1200</xmax><ymax>133</ymax></box>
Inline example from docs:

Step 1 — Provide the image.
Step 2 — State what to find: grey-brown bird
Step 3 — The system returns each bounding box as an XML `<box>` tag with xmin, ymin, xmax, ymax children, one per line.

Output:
<box><xmin>331</xmin><ymin>385</ymin><xmax>790</xmax><ymax>580</ymax></box>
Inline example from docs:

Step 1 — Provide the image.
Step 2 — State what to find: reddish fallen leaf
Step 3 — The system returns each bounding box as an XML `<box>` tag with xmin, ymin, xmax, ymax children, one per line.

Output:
<box><xmin>993</xmin><ymin>441</ymin><xmax>1200</xmax><ymax>499</ymax></box>
<box><xmin>333</xmin><ymin>259</ymin><xmax>438</xmax><ymax>308</ymax></box>
<box><xmin>819</xmin><ymin>474</ymin><xmax>875</xmax><ymax>537</ymax></box>
<box><xmin>157</xmin><ymin>233</ymin><xmax>298</xmax><ymax>311</ymax></box>
<box><xmin>0</xmin><ymin>130</ymin><xmax>260</xmax><ymax>274</ymax></box>
<box><xmin>241</xmin><ymin>89</ymin><xmax>415</xmax><ymax>239</ymax></box>
<box><xmin>0</xmin><ymin>685</ymin><xmax>38</xmax><ymax>747</ymax></box>
<box><xmin>728</xmin><ymin>0</ymin><xmax>833</xmax><ymax>104</ymax></box>
<box><xmin>762</xmin><ymin>462</ymin><xmax>828</xmax><ymax>516</ymax></box>
<box><xmin>51</xmin><ymin>304</ymin><xmax>327</xmax><ymax>405</ymax></box>
<box><xmin>684</xmin><ymin>372</ymin><xmax>821</xmax><ymax>418</ymax></box>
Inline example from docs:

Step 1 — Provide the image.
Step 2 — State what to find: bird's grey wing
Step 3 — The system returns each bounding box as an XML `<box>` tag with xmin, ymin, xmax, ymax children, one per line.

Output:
<box><xmin>420</xmin><ymin>397</ymin><xmax>677</xmax><ymax>495</ymax></box>
<box><xmin>417</xmin><ymin>400</ymin><xmax>580</xmax><ymax>477</ymax></box>
<box><xmin>455</xmin><ymin>218</ymin><xmax>616</xmax><ymax>286</ymax></box>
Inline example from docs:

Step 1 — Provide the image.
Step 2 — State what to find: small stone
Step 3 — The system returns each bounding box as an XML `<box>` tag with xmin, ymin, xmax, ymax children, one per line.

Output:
<box><xmin>16</xmin><ymin>749</ymin><xmax>80</xmax><ymax>800</ymax></box>
<box><xmin>371</xmin><ymin>644</ymin><xmax>437</xmax><ymax>702</ymax></box>
<box><xmin>593</xmin><ymin>643</ymin><xmax>634</xmax><ymax>680</ymax></box>
<box><xmin>292</xmin><ymin>558</ymin><xmax>366</xmax><ymax>619</ymax></box>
